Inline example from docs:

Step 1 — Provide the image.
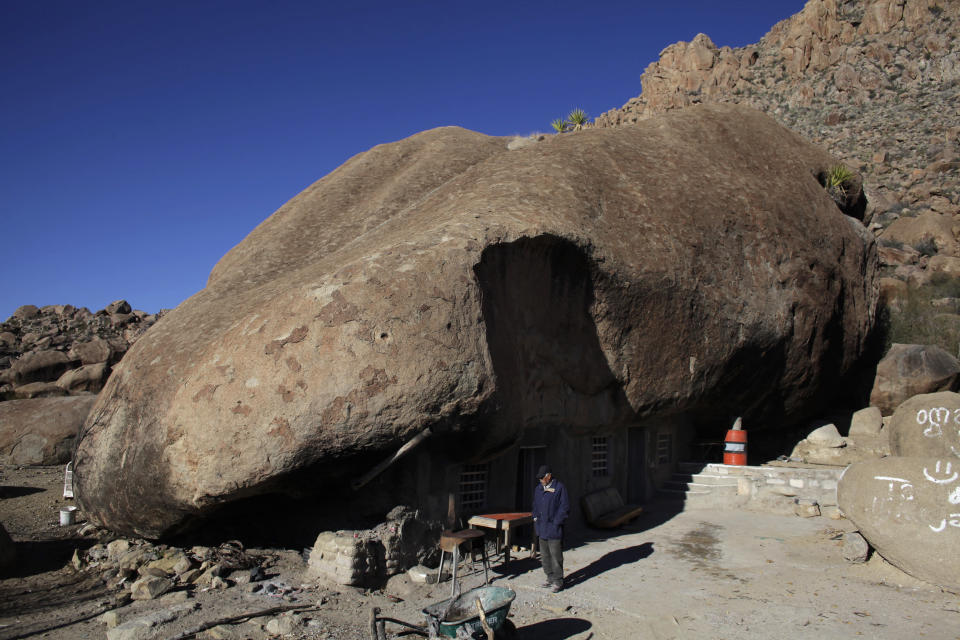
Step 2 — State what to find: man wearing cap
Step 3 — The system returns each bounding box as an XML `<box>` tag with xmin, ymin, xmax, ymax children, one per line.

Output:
<box><xmin>532</xmin><ymin>465</ymin><xmax>570</xmax><ymax>592</ymax></box>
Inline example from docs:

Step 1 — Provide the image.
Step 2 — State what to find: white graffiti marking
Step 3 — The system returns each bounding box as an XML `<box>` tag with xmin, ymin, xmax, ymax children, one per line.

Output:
<box><xmin>872</xmin><ymin>476</ymin><xmax>915</xmax><ymax>503</ymax></box>
<box><xmin>916</xmin><ymin>406</ymin><xmax>960</xmax><ymax>438</ymax></box>
<box><xmin>929</xmin><ymin>514</ymin><xmax>960</xmax><ymax>533</ymax></box>
<box><xmin>918</xmin><ymin>407</ymin><xmax>952</xmax><ymax>437</ymax></box>
<box><xmin>924</xmin><ymin>461</ymin><xmax>959</xmax><ymax>484</ymax></box>
<box><xmin>950</xmin><ymin>487</ymin><xmax>960</xmax><ymax>505</ymax></box>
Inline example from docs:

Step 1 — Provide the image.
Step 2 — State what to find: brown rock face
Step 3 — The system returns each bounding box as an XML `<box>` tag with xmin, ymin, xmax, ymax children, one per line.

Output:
<box><xmin>838</xmin><ymin>457</ymin><xmax>960</xmax><ymax>592</ymax></box>
<box><xmin>0</xmin><ymin>396</ymin><xmax>97</xmax><ymax>465</ymax></box>
<box><xmin>74</xmin><ymin>104</ymin><xmax>878</xmax><ymax>537</ymax></box>
<box><xmin>870</xmin><ymin>344</ymin><xmax>960</xmax><ymax>414</ymax></box>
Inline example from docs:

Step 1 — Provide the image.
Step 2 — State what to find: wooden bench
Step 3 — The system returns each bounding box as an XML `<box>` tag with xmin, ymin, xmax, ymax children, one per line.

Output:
<box><xmin>581</xmin><ymin>487</ymin><xmax>644</xmax><ymax>528</ymax></box>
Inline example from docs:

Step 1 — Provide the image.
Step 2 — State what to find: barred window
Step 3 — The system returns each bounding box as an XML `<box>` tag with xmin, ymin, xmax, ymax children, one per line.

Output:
<box><xmin>591</xmin><ymin>437</ymin><xmax>609</xmax><ymax>477</ymax></box>
<box><xmin>657</xmin><ymin>432</ymin><xmax>673</xmax><ymax>465</ymax></box>
<box><xmin>459</xmin><ymin>464</ymin><xmax>489</xmax><ymax>511</ymax></box>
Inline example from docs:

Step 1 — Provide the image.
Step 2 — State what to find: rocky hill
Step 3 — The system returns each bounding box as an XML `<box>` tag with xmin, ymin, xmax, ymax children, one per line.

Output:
<box><xmin>0</xmin><ymin>301</ymin><xmax>162</xmax><ymax>400</ymax></box>
<box><xmin>596</xmin><ymin>0</ymin><xmax>960</xmax><ymax>352</ymax></box>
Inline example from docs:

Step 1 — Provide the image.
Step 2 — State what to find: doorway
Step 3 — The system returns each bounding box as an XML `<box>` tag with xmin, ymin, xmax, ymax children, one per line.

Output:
<box><xmin>515</xmin><ymin>446</ymin><xmax>547</xmax><ymax>511</ymax></box>
<box><xmin>627</xmin><ymin>427</ymin><xmax>646</xmax><ymax>503</ymax></box>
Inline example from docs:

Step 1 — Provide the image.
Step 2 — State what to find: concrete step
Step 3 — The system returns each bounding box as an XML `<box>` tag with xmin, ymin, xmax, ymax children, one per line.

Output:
<box><xmin>670</xmin><ymin>473</ymin><xmax>741</xmax><ymax>487</ymax></box>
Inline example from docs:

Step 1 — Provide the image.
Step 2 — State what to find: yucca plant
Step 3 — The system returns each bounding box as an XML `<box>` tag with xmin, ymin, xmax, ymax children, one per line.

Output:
<box><xmin>551</xmin><ymin>118</ymin><xmax>569</xmax><ymax>133</ymax></box>
<box><xmin>827</xmin><ymin>164</ymin><xmax>854</xmax><ymax>192</ymax></box>
<box><xmin>568</xmin><ymin>108</ymin><xmax>589</xmax><ymax>130</ymax></box>
<box><xmin>825</xmin><ymin>164</ymin><xmax>854</xmax><ymax>206</ymax></box>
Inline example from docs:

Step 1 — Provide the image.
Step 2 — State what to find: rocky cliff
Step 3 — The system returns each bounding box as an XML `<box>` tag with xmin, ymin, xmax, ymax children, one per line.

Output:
<box><xmin>0</xmin><ymin>301</ymin><xmax>162</xmax><ymax>400</ymax></box>
<box><xmin>596</xmin><ymin>0</ymin><xmax>958</xmax><ymax>230</ymax></box>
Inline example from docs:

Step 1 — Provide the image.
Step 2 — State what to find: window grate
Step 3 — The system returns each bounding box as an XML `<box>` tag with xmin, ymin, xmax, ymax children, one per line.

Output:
<box><xmin>459</xmin><ymin>464</ymin><xmax>489</xmax><ymax>511</ymax></box>
<box><xmin>656</xmin><ymin>432</ymin><xmax>672</xmax><ymax>465</ymax></box>
<box><xmin>591</xmin><ymin>437</ymin><xmax>609</xmax><ymax>477</ymax></box>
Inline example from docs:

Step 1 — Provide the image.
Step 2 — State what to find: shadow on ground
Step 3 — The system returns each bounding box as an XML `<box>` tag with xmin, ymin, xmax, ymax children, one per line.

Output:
<box><xmin>0</xmin><ymin>485</ymin><xmax>45</xmax><ymax>499</ymax></box>
<box><xmin>565</xmin><ymin>542</ymin><xmax>653</xmax><ymax>588</ymax></box>
<box><xmin>1</xmin><ymin>538</ymin><xmax>93</xmax><ymax>579</ymax></box>
<box><xmin>515</xmin><ymin>617</ymin><xmax>592</xmax><ymax>639</ymax></box>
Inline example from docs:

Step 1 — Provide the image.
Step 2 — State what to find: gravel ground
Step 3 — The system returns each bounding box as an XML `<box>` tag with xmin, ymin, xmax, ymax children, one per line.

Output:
<box><xmin>2</xmin><ymin>465</ymin><xmax>960</xmax><ymax>640</ymax></box>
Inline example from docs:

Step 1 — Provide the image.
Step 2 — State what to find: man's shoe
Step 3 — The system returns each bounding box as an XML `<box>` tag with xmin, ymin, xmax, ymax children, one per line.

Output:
<box><xmin>550</xmin><ymin>583</ymin><xmax>563</xmax><ymax>593</ymax></box>
<box><xmin>540</xmin><ymin>581</ymin><xmax>553</xmax><ymax>588</ymax></box>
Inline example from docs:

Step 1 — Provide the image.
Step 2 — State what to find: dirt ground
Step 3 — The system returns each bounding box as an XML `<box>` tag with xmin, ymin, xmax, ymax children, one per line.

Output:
<box><xmin>2</xmin><ymin>465</ymin><xmax>960</xmax><ymax>640</ymax></box>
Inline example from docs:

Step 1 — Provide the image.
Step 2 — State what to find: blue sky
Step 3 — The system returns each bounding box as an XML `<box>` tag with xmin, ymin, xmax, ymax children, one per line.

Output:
<box><xmin>1</xmin><ymin>0</ymin><xmax>805</xmax><ymax>320</ymax></box>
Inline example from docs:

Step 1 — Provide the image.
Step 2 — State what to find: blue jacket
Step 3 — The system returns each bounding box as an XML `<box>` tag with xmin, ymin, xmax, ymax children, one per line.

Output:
<box><xmin>532</xmin><ymin>478</ymin><xmax>570</xmax><ymax>540</ymax></box>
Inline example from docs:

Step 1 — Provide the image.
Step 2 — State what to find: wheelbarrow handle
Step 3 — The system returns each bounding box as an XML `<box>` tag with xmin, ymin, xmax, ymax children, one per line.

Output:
<box><xmin>369</xmin><ymin>606</ymin><xmax>429</xmax><ymax>638</ymax></box>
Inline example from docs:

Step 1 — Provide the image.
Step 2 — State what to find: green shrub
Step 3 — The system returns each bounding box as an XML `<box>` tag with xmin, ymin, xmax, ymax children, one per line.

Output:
<box><xmin>568</xmin><ymin>108</ymin><xmax>589</xmax><ymax>131</ymax></box>
<box><xmin>551</xmin><ymin>118</ymin><xmax>569</xmax><ymax>133</ymax></box>
<box><xmin>826</xmin><ymin>165</ymin><xmax>854</xmax><ymax>193</ymax></box>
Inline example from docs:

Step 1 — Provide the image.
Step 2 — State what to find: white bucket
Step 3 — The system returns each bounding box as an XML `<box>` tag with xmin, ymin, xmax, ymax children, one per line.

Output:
<box><xmin>60</xmin><ymin>506</ymin><xmax>78</xmax><ymax>526</ymax></box>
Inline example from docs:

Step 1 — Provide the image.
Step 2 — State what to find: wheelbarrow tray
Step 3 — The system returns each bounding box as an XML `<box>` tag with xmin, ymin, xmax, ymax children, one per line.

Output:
<box><xmin>422</xmin><ymin>586</ymin><xmax>516</xmax><ymax>638</ymax></box>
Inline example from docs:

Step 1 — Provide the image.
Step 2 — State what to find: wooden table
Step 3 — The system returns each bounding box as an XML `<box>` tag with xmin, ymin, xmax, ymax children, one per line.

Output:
<box><xmin>467</xmin><ymin>512</ymin><xmax>535</xmax><ymax>562</ymax></box>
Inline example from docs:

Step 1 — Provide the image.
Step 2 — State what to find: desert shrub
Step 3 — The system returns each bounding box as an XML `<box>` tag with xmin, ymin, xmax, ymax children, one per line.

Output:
<box><xmin>914</xmin><ymin>236</ymin><xmax>939</xmax><ymax>257</ymax></box>
<box><xmin>551</xmin><ymin>118</ymin><xmax>568</xmax><ymax>133</ymax></box>
<box><xmin>877</xmin><ymin>237</ymin><xmax>905</xmax><ymax>249</ymax></box>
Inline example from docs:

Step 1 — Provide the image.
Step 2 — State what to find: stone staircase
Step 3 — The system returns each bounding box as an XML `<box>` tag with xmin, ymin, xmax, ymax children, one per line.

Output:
<box><xmin>654</xmin><ymin>462</ymin><xmax>745</xmax><ymax>510</ymax></box>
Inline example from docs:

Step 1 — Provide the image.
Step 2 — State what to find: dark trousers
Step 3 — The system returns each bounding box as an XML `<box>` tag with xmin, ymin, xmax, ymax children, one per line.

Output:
<box><xmin>539</xmin><ymin>537</ymin><xmax>563</xmax><ymax>586</ymax></box>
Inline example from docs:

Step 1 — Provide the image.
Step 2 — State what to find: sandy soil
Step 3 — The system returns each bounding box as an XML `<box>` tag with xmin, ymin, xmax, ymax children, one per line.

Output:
<box><xmin>2</xmin><ymin>465</ymin><xmax>959</xmax><ymax>640</ymax></box>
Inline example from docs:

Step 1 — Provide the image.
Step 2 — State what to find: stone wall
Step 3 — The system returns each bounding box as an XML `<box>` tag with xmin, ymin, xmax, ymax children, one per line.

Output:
<box><xmin>708</xmin><ymin>462</ymin><xmax>845</xmax><ymax>518</ymax></box>
<box><xmin>306</xmin><ymin>506</ymin><xmax>442</xmax><ymax>586</ymax></box>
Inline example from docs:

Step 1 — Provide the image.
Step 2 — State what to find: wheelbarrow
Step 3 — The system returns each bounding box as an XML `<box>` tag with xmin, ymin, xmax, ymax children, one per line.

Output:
<box><xmin>368</xmin><ymin>586</ymin><xmax>516</xmax><ymax>639</ymax></box>
<box><xmin>422</xmin><ymin>586</ymin><xmax>516</xmax><ymax>639</ymax></box>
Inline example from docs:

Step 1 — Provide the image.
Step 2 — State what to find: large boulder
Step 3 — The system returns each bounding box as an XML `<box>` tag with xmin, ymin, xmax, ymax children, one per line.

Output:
<box><xmin>75</xmin><ymin>104</ymin><xmax>878</xmax><ymax>537</ymax></box>
<box><xmin>887</xmin><ymin>391</ymin><xmax>960</xmax><ymax>459</ymax></box>
<box><xmin>870</xmin><ymin>344</ymin><xmax>960</xmax><ymax>415</ymax></box>
<box><xmin>838</xmin><ymin>457</ymin><xmax>960</xmax><ymax>592</ymax></box>
<box><xmin>8</xmin><ymin>350</ymin><xmax>76</xmax><ymax>386</ymax></box>
<box><xmin>56</xmin><ymin>362</ymin><xmax>109</xmax><ymax>394</ymax></box>
<box><xmin>0</xmin><ymin>396</ymin><xmax>97</xmax><ymax>465</ymax></box>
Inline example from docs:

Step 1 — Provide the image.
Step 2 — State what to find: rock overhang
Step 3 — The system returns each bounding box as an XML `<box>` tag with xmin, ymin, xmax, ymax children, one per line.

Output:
<box><xmin>75</xmin><ymin>103</ymin><xmax>880</xmax><ymax>537</ymax></box>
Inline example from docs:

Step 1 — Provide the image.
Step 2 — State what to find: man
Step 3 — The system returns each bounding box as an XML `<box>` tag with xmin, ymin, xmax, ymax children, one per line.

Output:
<box><xmin>531</xmin><ymin>464</ymin><xmax>570</xmax><ymax>592</ymax></box>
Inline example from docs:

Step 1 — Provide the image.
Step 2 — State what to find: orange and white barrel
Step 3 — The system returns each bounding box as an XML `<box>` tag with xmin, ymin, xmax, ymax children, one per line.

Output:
<box><xmin>723</xmin><ymin>429</ymin><xmax>747</xmax><ymax>465</ymax></box>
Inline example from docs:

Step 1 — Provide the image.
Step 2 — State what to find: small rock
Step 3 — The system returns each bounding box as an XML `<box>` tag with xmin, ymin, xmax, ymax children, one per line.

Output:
<box><xmin>71</xmin><ymin>548</ymin><xmax>84</xmax><ymax>571</ymax></box>
<box><xmin>821</xmin><ymin>505</ymin><xmax>843</xmax><ymax>520</ymax></box>
<box><xmin>130</xmin><ymin>575</ymin><xmax>172</xmax><ymax>600</ymax></box>
<box><xmin>794</xmin><ymin>499</ymin><xmax>821</xmax><ymax>518</ymax></box>
<box><xmin>842</xmin><ymin>531</ymin><xmax>870</xmax><ymax>563</ymax></box>
<box><xmin>100</xmin><ymin>610</ymin><xmax>120</xmax><ymax>629</ymax></box>
<box><xmin>173</xmin><ymin>556</ymin><xmax>194</xmax><ymax>575</ymax></box>
<box><xmin>848</xmin><ymin>407</ymin><xmax>883</xmax><ymax>436</ymax></box>
<box><xmin>161</xmin><ymin>589</ymin><xmax>190</xmax><ymax>603</ymax></box>
<box><xmin>107</xmin><ymin>538</ymin><xmax>130</xmax><ymax>560</ymax></box>
<box><xmin>266</xmin><ymin>612</ymin><xmax>302</xmax><ymax>636</ymax></box>
<box><xmin>106</xmin><ymin>603</ymin><xmax>196</xmax><ymax>640</ymax></box>
<box><xmin>806</xmin><ymin>423</ymin><xmax>846</xmax><ymax>447</ymax></box>
<box><xmin>210</xmin><ymin>576</ymin><xmax>229</xmax><ymax>590</ymax></box>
